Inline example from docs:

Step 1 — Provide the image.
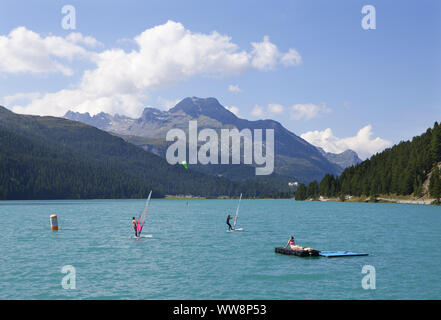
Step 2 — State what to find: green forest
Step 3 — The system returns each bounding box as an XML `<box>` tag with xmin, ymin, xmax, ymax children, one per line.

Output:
<box><xmin>295</xmin><ymin>122</ymin><xmax>441</xmax><ymax>203</ymax></box>
<box><xmin>0</xmin><ymin>106</ymin><xmax>287</xmax><ymax>200</ymax></box>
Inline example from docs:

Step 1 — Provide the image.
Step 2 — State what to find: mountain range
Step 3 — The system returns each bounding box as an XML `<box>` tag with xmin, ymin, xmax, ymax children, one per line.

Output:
<box><xmin>0</xmin><ymin>106</ymin><xmax>290</xmax><ymax>199</ymax></box>
<box><xmin>65</xmin><ymin>97</ymin><xmax>361</xmax><ymax>182</ymax></box>
<box><xmin>317</xmin><ymin>147</ymin><xmax>361</xmax><ymax>170</ymax></box>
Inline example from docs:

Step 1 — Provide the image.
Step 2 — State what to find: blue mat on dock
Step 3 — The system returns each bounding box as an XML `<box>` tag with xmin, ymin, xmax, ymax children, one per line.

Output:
<box><xmin>319</xmin><ymin>251</ymin><xmax>368</xmax><ymax>258</ymax></box>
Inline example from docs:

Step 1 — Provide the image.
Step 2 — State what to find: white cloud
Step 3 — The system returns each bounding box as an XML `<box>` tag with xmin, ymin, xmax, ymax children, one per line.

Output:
<box><xmin>301</xmin><ymin>125</ymin><xmax>392</xmax><ymax>159</ymax></box>
<box><xmin>281</xmin><ymin>48</ymin><xmax>302</xmax><ymax>66</ymax></box>
<box><xmin>65</xmin><ymin>32</ymin><xmax>102</xmax><ymax>47</ymax></box>
<box><xmin>225</xmin><ymin>105</ymin><xmax>240</xmax><ymax>117</ymax></box>
<box><xmin>158</xmin><ymin>97</ymin><xmax>181</xmax><ymax>110</ymax></box>
<box><xmin>267</xmin><ymin>103</ymin><xmax>284</xmax><ymax>114</ymax></box>
<box><xmin>8</xmin><ymin>21</ymin><xmax>301</xmax><ymax>117</ymax></box>
<box><xmin>12</xmin><ymin>89</ymin><xmax>148</xmax><ymax>118</ymax></box>
<box><xmin>250</xmin><ymin>36</ymin><xmax>279</xmax><ymax>70</ymax></box>
<box><xmin>228</xmin><ymin>84</ymin><xmax>242</xmax><ymax>94</ymax></box>
<box><xmin>251</xmin><ymin>103</ymin><xmax>283</xmax><ymax>118</ymax></box>
<box><xmin>290</xmin><ymin>103</ymin><xmax>331</xmax><ymax>120</ymax></box>
<box><xmin>2</xmin><ymin>92</ymin><xmax>41</xmax><ymax>106</ymax></box>
<box><xmin>249</xmin><ymin>102</ymin><xmax>329</xmax><ymax>120</ymax></box>
<box><xmin>251</xmin><ymin>105</ymin><xmax>265</xmax><ymax>118</ymax></box>
<box><xmin>0</xmin><ymin>27</ymin><xmax>97</xmax><ymax>75</ymax></box>
<box><xmin>250</xmin><ymin>102</ymin><xmax>329</xmax><ymax>120</ymax></box>
<box><xmin>251</xmin><ymin>36</ymin><xmax>301</xmax><ymax>70</ymax></box>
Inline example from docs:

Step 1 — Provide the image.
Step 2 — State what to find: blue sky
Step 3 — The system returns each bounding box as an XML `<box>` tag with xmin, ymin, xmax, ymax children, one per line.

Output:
<box><xmin>0</xmin><ymin>0</ymin><xmax>440</xmax><ymax>158</ymax></box>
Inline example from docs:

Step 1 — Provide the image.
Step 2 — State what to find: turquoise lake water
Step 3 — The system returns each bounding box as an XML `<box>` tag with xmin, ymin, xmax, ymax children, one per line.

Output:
<box><xmin>0</xmin><ymin>199</ymin><xmax>440</xmax><ymax>299</ymax></box>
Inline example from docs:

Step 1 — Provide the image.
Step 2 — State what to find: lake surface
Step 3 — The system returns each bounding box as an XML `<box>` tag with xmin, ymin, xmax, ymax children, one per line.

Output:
<box><xmin>0</xmin><ymin>199</ymin><xmax>440</xmax><ymax>299</ymax></box>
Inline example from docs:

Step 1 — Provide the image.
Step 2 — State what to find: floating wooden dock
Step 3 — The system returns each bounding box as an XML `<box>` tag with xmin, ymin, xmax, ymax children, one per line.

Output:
<box><xmin>275</xmin><ymin>247</ymin><xmax>369</xmax><ymax>258</ymax></box>
<box><xmin>274</xmin><ymin>247</ymin><xmax>320</xmax><ymax>257</ymax></box>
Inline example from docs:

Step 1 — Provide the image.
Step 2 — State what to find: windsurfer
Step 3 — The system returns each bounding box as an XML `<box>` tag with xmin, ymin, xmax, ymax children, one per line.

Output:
<box><xmin>132</xmin><ymin>217</ymin><xmax>138</xmax><ymax>237</ymax></box>
<box><xmin>226</xmin><ymin>214</ymin><xmax>233</xmax><ymax>231</ymax></box>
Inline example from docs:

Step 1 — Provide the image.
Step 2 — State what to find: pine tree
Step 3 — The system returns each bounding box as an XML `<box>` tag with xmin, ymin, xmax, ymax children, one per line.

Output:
<box><xmin>431</xmin><ymin>122</ymin><xmax>441</xmax><ymax>163</ymax></box>
<box><xmin>307</xmin><ymin>181</ymin><xmax>319</xmax><ymax>199</ymax></box>
<box><xmin>295</xmin><ymin>184</ymin><xmax>307</xmax><ymax>200</ymax></box>
<box><xmin>429</xmin><ymin>166</ymin><xmax>441</xmax><ymax>203</ymax></box>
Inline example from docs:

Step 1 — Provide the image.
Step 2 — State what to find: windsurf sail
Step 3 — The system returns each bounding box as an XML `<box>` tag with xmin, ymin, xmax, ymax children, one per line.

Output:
<box><xmin>137</xmin><ymin>190</ymin><xmax>152</xmax><ymax>236</ymax></box>
<box><xmin>233</xmin><ymin>193</ymin><xmax>242</xmax><ymax>228</ymax></box>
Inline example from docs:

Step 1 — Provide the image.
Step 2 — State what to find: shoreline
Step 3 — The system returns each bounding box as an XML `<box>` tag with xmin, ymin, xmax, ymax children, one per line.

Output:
<box><xmin>0</xmin><ymin>195</ymin><xmax>437</xmax><ymax>204</ymax></box>
<box><xmin>315</xmin><ymin>195</ymin><xmax>436</xmax><ymax>206</ymax></box>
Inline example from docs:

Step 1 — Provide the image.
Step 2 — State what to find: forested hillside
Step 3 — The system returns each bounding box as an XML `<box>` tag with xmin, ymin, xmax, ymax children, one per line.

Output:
<box><xmin>0</xmin><ymin>127</ymin><xmax>153</xmax><ymax>199</ymax></box>
<box><xmin>295</xmin><ymin>122</ymin><xmax>441</xmax><ymax>203</ymax></box>
<box><xmin>0</xmin><ymin>106</ymin><xmax>286</xmax><ymax>199</ymax></box>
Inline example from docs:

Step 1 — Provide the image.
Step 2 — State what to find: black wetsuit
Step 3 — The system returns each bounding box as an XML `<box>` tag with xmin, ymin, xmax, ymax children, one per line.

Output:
<box><xmin>226</xmin><ymin>216</ymin><xmax>233</xmax><ymax>231</ymax></box>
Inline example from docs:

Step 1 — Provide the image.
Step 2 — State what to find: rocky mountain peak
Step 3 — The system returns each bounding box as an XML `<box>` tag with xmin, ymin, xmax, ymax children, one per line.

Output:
<box><xmin>169</xmin><ymin>97</ymin><xmax>238</xmax><ymax>123</ymax></box>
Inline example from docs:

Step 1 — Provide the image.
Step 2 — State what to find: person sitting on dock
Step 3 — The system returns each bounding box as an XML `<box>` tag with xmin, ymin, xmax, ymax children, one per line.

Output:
<box><xmin>132</xmin><ymin>217</ymin><xmax>138</xmax><ymax>237</ymax></box>
<box><xmin>285</xmin><ymin>236</ymin><xmax>298</xmax><ymax>249</ymax></box>
<box><xmin>285</xmin><ymin>235</ymin><xmax>315</xmax><ymax>252</ymax></box>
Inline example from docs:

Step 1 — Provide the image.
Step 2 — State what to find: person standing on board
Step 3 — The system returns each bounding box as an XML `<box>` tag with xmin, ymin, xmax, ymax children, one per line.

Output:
<box><xmin>132</xmin><ymin>217</ymin><xmax>138</xmax><ymax>237</ymax></box>
<box><xmin>226</xmin><ymin>214</ymin><xmax>233</xmax><ymax>231</ymax></box>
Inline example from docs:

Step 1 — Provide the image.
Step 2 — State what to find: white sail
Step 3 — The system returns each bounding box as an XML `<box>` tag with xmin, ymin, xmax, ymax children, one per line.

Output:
<box><xmin>233</xmin><ymin>193</ymin><xmax>242</xmax><ymax>228</ymax></box>
<box><xmin>137</xmin><ymin>190</ymin><xmax>152</xmax><ymax>236</ymax></box>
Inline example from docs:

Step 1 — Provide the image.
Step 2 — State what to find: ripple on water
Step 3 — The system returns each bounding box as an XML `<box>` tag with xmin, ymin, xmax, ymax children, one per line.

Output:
<box><xmin>0</xmin><ymin>199</ymin><xmax>440</xmax><ymax>299</ymax></box>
